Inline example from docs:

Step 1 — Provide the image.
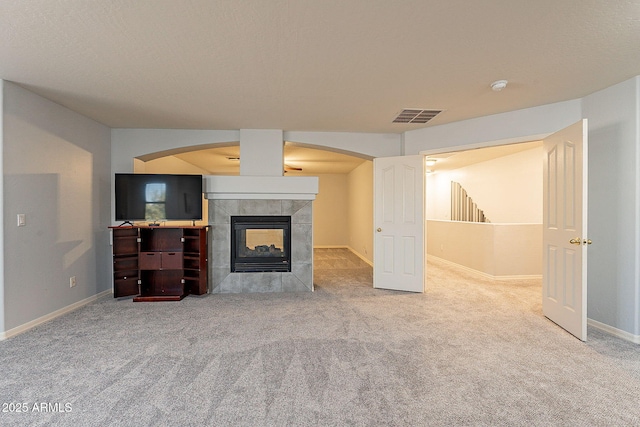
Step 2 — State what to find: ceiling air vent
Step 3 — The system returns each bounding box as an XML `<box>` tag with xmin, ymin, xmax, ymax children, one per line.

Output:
<box><xmin>393</xmin><ymin>109</ymin><xmax>442</xmax><ymax>124</ymax></box>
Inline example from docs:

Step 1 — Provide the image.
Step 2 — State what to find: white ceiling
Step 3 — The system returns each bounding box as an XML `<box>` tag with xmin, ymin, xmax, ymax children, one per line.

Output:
<box><xmin>2</xmin><ymin>1</ymin><xmax>639</xmax><ymax>134</ymax></box>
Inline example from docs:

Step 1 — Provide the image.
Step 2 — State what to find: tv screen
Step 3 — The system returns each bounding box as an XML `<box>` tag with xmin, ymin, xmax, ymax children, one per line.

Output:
<box><xmin>115</xmin><ymin>174</ymin><xmax>203</xmax><ymax>222</ymax></box>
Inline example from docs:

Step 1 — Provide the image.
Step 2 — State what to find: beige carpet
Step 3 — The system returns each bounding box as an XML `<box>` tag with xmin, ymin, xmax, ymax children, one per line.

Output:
<box><xmin>0</xmin><ymin>248</ymin><xmax>638</xmax><ymax>426</ymax></box>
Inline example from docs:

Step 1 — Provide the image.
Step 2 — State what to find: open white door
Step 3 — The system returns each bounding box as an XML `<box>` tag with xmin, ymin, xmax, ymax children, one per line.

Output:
<box><xmin>373</xmin><ymin>155</ymin><xmax>425</xmax><ymax>292</ymax></box>
<box><xmin>543</xmin><ymin>119</ymin><xmax>589</xmax><ymax>341</ymax></box>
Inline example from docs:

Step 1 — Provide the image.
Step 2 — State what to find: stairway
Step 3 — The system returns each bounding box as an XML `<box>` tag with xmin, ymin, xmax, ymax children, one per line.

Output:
<box><xmin>450</xmin><ymin>181</ymin><xmax>490</xmax><ymax>223</ymax></box>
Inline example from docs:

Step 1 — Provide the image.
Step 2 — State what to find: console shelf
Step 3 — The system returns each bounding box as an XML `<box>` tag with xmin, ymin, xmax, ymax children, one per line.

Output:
<box><xmin>110</xmin><ymin>226</ymin><xmax>208</xmax><ymax>301</ymax></box>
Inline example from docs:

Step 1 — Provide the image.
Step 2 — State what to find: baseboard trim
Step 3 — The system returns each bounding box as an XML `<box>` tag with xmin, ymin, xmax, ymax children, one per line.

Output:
<box><xmin>0</xmin><ymin>290</ymin><xmax>112</xmax><ymax>341</ymax></box>
<box><xmin>427</xmin><ymin>255</ymin><xmax>542</xmax><ymax>281</ymax></box>
<box><xmin>587</xmin><ymin>318</ymin><xmax>640</xmax><ymax>344</ymax></box>
<box><xmin>346</xmin><ymin>246</ymin><xmax>373</xmax><ymax>267</ymax></box>
<box><xmin>314</xmin><ymin>245</ymin><xmax>373</xmax><ymax>267</ymax></box>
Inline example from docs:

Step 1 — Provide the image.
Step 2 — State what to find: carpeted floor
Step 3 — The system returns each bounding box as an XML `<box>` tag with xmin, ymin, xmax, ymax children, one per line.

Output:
<box><xmin>0</xmin><ymin>248</ymin><xmax>639</xmax><ymax>426</ymax></box>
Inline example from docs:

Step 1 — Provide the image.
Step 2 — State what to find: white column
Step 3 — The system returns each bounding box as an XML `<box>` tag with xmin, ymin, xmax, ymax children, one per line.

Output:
<box><xmin>240</xmin><ymin>129</ymin><xmax>284</xmax><ymax>176</ymax></box>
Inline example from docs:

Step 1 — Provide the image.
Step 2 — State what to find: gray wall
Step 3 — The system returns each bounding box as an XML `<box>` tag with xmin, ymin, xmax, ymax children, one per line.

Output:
<box><xmin>583</xmin><ymin>77</ymin><xmax>640</xmax><ymax>337</ymax></box>
<box><xmin>0</xmin><ymin>80</ymin><xmax>4</xmax><ymax>334</ymax></box>
<box><xmin>2</xmin><ymin>81</ymin><xmax>111</xmax><ymax>332</ymax></box>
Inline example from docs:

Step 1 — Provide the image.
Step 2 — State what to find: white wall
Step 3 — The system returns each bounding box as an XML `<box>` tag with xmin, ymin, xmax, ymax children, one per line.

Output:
<box><xmin>427</xmin><ymin>147</ymin><xmax>543</xmax><ymax>223</ymax></box>
<box><xmin>347</xmin><ymin>161</ymin><xmax>373</xmax><ymax>264</ymax></box>
<box><xmin>111</xmin><ymin>128</ymin><xmax>240</xmax><ymax>173</ymax></box>
<box><xmin>240</xmin><ymin>129</ymin><xmax>284</xmax><ymax>176</ymax></box>
<box><xmin>112</xmin><ymin>129</ymin><xmax>402</xmax><ymax>175</ymax></box>
<box><xmin>404</xmin><ymin>99</ymin><xmax>582</xmax><ymax>155</ymax></box>
<box><xmin>583</xmin><ymin>76</ymin><xmax>640</xmax><ymax>337</ymax></box>
<box><xmin>141</xmin><ymin>155</ymin><xmax>211</xmax><ymax>175</ymax></box>
<box><xmin>285</xmin><ymin>131</ymin><xmax>401</xmax><ymax>159</ymax></box>
<box><xmin>2</xmin><ymin>81</ymin><xmax>111</xmax><ymax>333</ymax></box>
<box><xmin>313</xmin><ymin>174</ymin><xmax>349</xmax><ymax>247</ymax></box>
<box><xmin>427</xmin><ymin>220</ymin><xmax>542</xmax><ymax>277</ymax></box>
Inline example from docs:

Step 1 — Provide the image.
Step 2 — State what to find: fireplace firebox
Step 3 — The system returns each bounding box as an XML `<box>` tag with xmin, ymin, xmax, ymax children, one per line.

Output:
<box><xmin>231</xmin><ymin>216</ymin><xmax>292</xmax><ymax>272</ymax></box>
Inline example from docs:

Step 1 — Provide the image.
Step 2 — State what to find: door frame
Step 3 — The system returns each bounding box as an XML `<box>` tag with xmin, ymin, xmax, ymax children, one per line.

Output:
<box><xmin>417</xmin><ymin>133</ymin><xmax>561</xmax><ymax>287</ymax></box>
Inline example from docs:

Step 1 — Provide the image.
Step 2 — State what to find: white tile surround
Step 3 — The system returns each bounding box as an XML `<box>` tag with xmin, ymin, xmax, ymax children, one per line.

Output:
<box><xmin>204</xmin><ymin>175</ymin><xmax>318</xmax><ymax>293</ymax></box>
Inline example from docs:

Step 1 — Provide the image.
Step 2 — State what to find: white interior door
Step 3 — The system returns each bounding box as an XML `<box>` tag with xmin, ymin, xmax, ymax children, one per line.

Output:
<box><xmin>373</xmin><ymin>155</ymin><xmax>425</xmax><ymax>292</ymax></box>
<box><xmin>543</xmin><ymin>119</ymin><xmax>589</xmax><ymax>341</ymax></box>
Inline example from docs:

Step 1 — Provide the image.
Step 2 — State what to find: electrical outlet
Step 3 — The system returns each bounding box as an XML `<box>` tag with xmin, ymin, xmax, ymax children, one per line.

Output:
<box><xmin>69</xmin><ymin>276</ymin><xmax>76</xmax><ymax>288</ymax></box>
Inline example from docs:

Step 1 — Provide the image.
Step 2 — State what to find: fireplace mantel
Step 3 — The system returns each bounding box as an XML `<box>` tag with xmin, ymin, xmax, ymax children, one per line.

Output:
<box><xmin>203</xmin><ymin>176</ymin><xmax>318</xmax><ymax>200</ymax></box>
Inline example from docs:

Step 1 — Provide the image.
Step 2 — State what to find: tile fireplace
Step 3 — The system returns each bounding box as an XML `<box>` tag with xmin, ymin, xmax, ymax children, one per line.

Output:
<box><xmin>204</xmin><ymin>175</ymin><xmax>318</xmax><ymax>293</ymax></box>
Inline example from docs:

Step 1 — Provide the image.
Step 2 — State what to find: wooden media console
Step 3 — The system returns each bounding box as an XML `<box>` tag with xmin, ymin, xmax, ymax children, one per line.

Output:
<box><xmin>110</xmin><ymin>226</ymin><xmax>208</xmax><ymax>301</ymax></box>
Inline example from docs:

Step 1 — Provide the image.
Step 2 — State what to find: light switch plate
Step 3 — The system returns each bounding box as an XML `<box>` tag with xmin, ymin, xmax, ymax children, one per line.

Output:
<box><xmin>17</xmin><ymin>214</ymin><xmax>26</xmax><ymax>227</ymax></box>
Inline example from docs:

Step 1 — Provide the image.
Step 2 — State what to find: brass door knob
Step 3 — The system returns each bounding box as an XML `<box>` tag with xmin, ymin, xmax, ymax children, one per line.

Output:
<box><xmin>376</xmin><ymin>228</ymin><xmax>382</xmax><ymax>232</ymax></box>
<box><xmin>569</xmin><ymin>238</ymin><xmax>592</xmax><ymax>245</ymax></box>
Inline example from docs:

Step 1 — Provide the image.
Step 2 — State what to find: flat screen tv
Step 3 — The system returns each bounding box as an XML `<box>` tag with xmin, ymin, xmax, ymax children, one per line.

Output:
<box><xmin>115</xmin><ymin>174</ymin><xmax>203</xmax><ymax>223</ymax></box>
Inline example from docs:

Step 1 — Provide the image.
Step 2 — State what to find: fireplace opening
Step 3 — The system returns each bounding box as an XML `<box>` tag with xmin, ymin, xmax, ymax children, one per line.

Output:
<box><xmin>231</xmin><ymin>216</ymin><xmax>292</xmax><ymax>272</ymax></box>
